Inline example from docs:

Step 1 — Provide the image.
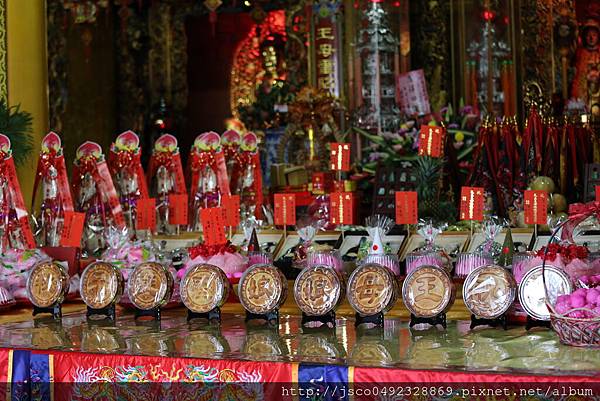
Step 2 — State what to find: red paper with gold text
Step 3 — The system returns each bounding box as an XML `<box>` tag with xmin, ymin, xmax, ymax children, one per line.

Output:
<box><xmin>168</xmin><ymin>194</ymin><xmax>188</xmax><ymax>225</ymax></box>
<box><xmin>60</xmin><ymin>211</ymin><xmax>86</xmax><ymax>247</ymax></box>
<box><xmin>395</xmin><ymin>191</ymin><xmax>418</xmax><ymax>225</ymax></box>
<box><xmin>524</xmin><ymin>190</ymin><xmax>548</xmax><ymax>225</ymax></box>
<box><xmin>460</xmin><ymin>186</ymin><xmax>484</xmax><ymax>221</ymax></box>
<box><xmin>274</xmin><ymin>193</ymin><xmax>296</xmax><ymax>226</ymax></box>
<box><xmin>418</xmin><ymin>125</ymin><xmax>446</xmax><ymax>157</ymax></box>
<box><xmin>330</xmin><ymin>192</ymin><xmax>354</xmax><ymax>225</ymax></box>
<box><xmin>201</xmin><ymin>207</ymin><xmax>227</xmax><ymax>245</ymax></box>
<box><xmin>221</xmin><ymin>194</ymin><xmax>240</xmax><ymax>227</ymax></box>
<box><xmin>136</xmin><ymin>198</ymin><xmax>156</xmax><ymax>231</ymax></box>
<box><xmin>329</xmin><ymin>142</ymin><xmax>351</xmax><ymax>171</ymax></box>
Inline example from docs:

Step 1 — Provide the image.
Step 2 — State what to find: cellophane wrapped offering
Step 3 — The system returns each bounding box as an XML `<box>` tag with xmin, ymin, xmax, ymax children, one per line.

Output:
<box><xmin>512</xmin><ymin>251</ymin><xmax>537</xmax><ymax>283</ymax></box>
<box><xmin>307</xmin><ymin>195</ymin><xmax>334</xmax><ymax>230</ymax></box>
<box><xmin>0</xmin><ymin>134</ymin><xmax>37</xmax><ymax>252</ymax></box>
<box><xmin>180</xmin><ymin>242</ymin><xmax>248</xmax><ymax>280</ymax></box>
<box><xmin>405</xmin><ymin>220</ymin><xmax>451</xmax><ymax>275</ymax></box>
<box><xmin>72</xmin><ymin>142</ymin><xmax>126</xmax><ymax>255</ymax></box>
<box><xmin>32</xmin><ymin>132</ymin><xmax>74</xmax><ymax>247</ymax></box>
<box><xmin>231</xmin><ymin>132</ymin><xmax>263</xmax><ymax>220</ymax></box>
<box><xmin>1</xmin><ymin>248</ymin><xmax>51</xmax><ymax>303</ymax></box>
<box><xmin>475</xmin><ymin>217</ymin><xmax>505</xmax><ymax>262</ymax></box>
<box><xmin>188</xmin><ymin>132</ymin><xmax>230</xmax><ymax>231</ymax></box>
<box><xmin>359</xmin><ymin>215</ymin><xmax>399</xmax><ymax>275</ymax></box>
<box><xmin>293</xmin><ymin>222</ymin><xmax>319</xmax><ymax>269</ymax></box>
<box><xmin>147</xmin><ymin>134</ymin><xmax>187</xmax><ymax>235</ymax></box>
<box><xmin>108</xmin><ymin>131</ymin><xmax>149</xmax><ymax>235</ymax></box>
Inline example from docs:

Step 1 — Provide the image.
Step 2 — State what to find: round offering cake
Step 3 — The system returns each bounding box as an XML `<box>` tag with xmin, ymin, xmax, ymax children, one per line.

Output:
<box><xmin>238</xmin><ymin>263</ymin><xmax>287</xmax><ymax>314</ymax></box>
<box><xmin>347</xmin><ymin>263</ymin><xmax>398</xmax><ymax>316</ymax></box>
<box><xmin>518</xmin><ymin>264</ymin><xmax>573</xmax><ymax>321</ymax></box>
<box><xmin>180</xmin><ymin>263</ymin><xmax>230</xmax><ymax>313</ymax></box>
<box><xmin>26</xmin><ymin>261</ymin><xmax>69</xmax><ymax>308</ymax></box>
<box><xmin>463</xmin><ymin>264</ymin><xmax>517</xmax><ymax>319</ymax></box>
<box><xmin>80</xmin><ymin>261</ymin><xmax>124</xmax><ymax>309</ymax></box>
<box><xmin>126</xmin><ymin>262</ymin><xmax>174</xmax><ymax>310</ymax></box>
<box><xmin>294</xmin><ymin>264</ymin><xmax>345</xmax><ymax>316</ymax></box>
<box><xmin>402</xmin><ymin>265</ymin><xmax>455</xmax><ymax>318</ymax></box>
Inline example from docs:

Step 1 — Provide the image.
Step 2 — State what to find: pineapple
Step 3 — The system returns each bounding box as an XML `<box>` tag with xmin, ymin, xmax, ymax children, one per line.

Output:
<box><xmin>414</xmin><ymin>156</ymin><xmax>456</xmax><ymax>223</ymax></box>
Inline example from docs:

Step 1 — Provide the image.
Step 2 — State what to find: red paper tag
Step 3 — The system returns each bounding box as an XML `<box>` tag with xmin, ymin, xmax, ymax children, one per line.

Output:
<box><xmin>418</xmin><ymin>125</ymin><xmax>445</xmax><ymax>157</ymax></box>
<box><xmin>596</xmin><ymin>186</ymin><xmax>600</xmax><ymax>202</ymax></box>
<box><xmin>330</xmin><ymin>192</ymin><xmax>354</xmax><ymax>225</ymax></box>
<box><xmin>460</xmin><ymin>187</ymin><xmax>484</xmax><ymax>221</ymax></box>
<box><xmin>221</xmin><ymin>194</ymin><xmax>240</xmax><ymax>227</ymax></box>
<box><xmin>60</xmin><ymin>211</ymin><xmax>86</xmax><ymax>248</ymax></box>
<box><xmin>395</xmin><ymin>191</ymin><xmax>418</xmax><ymax>225</ymax></box>
<box><xmin>524</xmin><ymin>190</ymin><xmax>548</xmax><ymax>225</ymax></box>
<box><xmin>136</xmin><ymin>198</ymin><xmax>156</xmax><ymax>231</ymax></box>
<box><xmin>201</xmin><ymin>207</ymin><xmax>226</xmax><ymax>245</ymax></box>
<box><xmin>274</xmin><ymin>193</ymin><xmax>296</xmax><ymax>226</ymax></box>
<box><xmin>330</xmin><ymin>142</ymin><xmax>351</xmax><ymax>171</ymax></box>
<box><xmin>168</xmin><ymin>194</ymin><xmax>188</xmax><ymax>225</ymax></box>
<box><xmin>20</xmin><ymin>217</ymin><xmax>37</xmax><ymax>249</ymax></box>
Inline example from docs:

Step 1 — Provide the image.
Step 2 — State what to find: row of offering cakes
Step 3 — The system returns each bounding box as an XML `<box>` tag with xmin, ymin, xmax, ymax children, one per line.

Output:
<box><xmin>28</xmin><ymin>129</ymin><xmax>262</xmax><ymax>255</ymax></box>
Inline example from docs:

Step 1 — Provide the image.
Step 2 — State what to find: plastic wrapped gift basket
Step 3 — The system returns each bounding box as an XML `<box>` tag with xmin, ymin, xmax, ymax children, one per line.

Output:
<box><xmin>542</xmin><ymin>202</ymin><xmax>600</xmax><ymax>347</ymax></box>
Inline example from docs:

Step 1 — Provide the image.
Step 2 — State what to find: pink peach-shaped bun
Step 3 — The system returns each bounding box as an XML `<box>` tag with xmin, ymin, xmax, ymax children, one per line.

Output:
<box><xmin>571</xmin><ymin>294</ymin><xmax>586</xmax><ymax>308</ymax></box>
<box><xmin>557</xmin><ymin>294</ymin><xmax>571</xmax><ymax>305</ymax></box>
<box><xmin>555</xmin><ymin>303</ymin><xmax>570</xmax><ymax>315</ymax></box>
<box><xmin>573</xmin><ymin>288</ymin><xmax>587</xmax><ymax>297</ymax></box>
<box><xmin>587</xmin><ymin>289</ymin><xmax>600</xmax><ymax>304</ymax></box>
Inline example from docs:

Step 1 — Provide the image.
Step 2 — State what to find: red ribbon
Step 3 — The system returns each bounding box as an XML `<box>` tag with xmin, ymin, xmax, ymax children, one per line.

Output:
<box><xmin>0</xmin><ymin>152</ymin><xmax>36</xmax><ymax>248</ymax></box>
<box><xmin>188</xmin><ymin>149</ymin><xmax>231</xmax><ymax>197</ymax></box>
<box><xmin>147</xmin><ymin>151</ymin><xmax>187</xmax><ymax>196</ymax></box>
<box><xmin>560</xmin><ymin>201</ymin><xmax>600</xmax><ymax>243</ymax></box>
<box><xmin>108</xmin><ymin>149</ymin><xmax>149</xmax><ymax>199</ymax></box>
<box><xmin>32</xmin><ymin>150</ymin><xmax>74</xmax><ymax>213</ymax></box>
<box><xmin>188</xmin><ymin>241</ymin><xmax>236</xmax><ymax>259</ymax></box>
<box><xmin>72</xmin><ymin>156</ymin><xmax>125</xmax><ymax>228</ymax></box>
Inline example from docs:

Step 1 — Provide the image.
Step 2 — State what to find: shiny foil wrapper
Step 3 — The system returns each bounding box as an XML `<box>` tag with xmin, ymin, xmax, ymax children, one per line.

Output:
<box><xmin>518</xmin><ymin>265</ymin><xmax>573</xmax><ymax>321</ymax></box>
<box><xmin>294</xmin><ymin>264</ymin><xmax>345</xmax><ymax>316</ymax></box>
<box><xmin>180</xmin><ymin>263</ymin><xmax>230</xmax><ymax>313</ymax></box>
<box><xmin>347</xmin><ymin>263</ymin><xmax>398</xmax><ymax>316</ymax></box>
<box><xmin>402</xmin><ymin>265</ymin><xmax>455</xmax><ymax>318</ymax></box>
<box><xmin>26</xmin><ymin>261</ymin><xmax>69</xmax><ymax>308</ymax></box>
<box><xmin>238</xmin><ymin>264</ymin><xmax>287</xmax><ymax>314</ymax></box>
<box><xmin>463</xmin><ymin>265</ymin><xmax>516</xmax><ymax>319</ymax></box>
<box><xmin>80</xmin><ymin>261</ymin><xmax>124</xmax><ymax>310</ymax></box>
<box><xmin>126</xmin><ymin>262</ymin><xmax>174</xmax><ymax>310</ymax></box>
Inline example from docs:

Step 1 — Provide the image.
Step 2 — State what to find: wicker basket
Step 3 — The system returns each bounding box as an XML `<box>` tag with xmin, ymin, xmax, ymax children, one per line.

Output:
<box><xmin>542</xmin><ymin>203</ymin><xmax>600</xmax><ymax>347</ymax></box>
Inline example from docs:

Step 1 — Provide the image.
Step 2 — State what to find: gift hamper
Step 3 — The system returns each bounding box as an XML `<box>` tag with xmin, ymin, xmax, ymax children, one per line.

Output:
<box><xmin>542</xmin><ymin>202</ymin><xmax>600</xmax><ymax>347</ymax></box>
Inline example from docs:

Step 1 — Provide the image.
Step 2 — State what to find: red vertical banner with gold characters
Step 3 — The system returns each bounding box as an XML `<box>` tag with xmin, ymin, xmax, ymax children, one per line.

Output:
<box><xmin>524</xmin><ymin>190</ymin><xmax>548</xmax><ymax>225</ymax></box>
<box><xmin>330</xmin><ymin>192</ymin><xmax>354</xmax><ymax>225</ymax></box>
<box><xmin>395</xmin><ymin>191</ymin><xmax>418</xmax><ymax>225</ymax></box>
<box><xmin>274</xmin><ymin>193</ymin><xmax>296</xmax><ymax>226</ymax></box>
<box><xmin>312</xmin><ymin>1</ymin><xmax>341</xmax><ymax>96</ymax></box>
<box><xmin>329</xmin><ymin>142</ymin><xmax>351</xmax><ymax>171</ymax></box>
<box><xmin>418</xmin><ymin>125</ymin><xmax>446</xmax><ymax>157</ymax></box>
<box><xmin>460</xmin><ymin>186</ymin><xmax>484</xmax><ymax>221</ymax></box>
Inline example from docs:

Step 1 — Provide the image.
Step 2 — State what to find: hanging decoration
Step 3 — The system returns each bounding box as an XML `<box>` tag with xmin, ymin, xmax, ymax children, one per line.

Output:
<box><xmin>204</xmin><ymin>0</ymin><xmax>223</xmax><ymax>36</ymax></box>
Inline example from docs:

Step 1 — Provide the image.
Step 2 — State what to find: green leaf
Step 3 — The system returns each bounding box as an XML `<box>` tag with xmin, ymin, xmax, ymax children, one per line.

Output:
<box><xmin>0</xmin><ymin>101</ymin><xmax>33</xmax><ymax>166</ymax></box>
